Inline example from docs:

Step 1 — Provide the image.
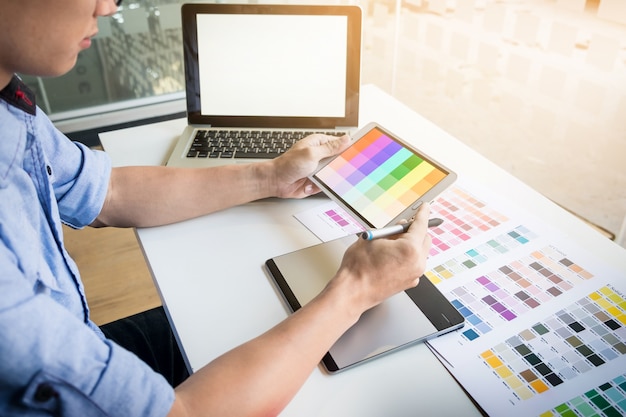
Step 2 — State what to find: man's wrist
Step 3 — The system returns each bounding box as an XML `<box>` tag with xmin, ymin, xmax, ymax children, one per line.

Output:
<box><xmin>318</xmin><ymin>269</ymin><xmax>369</xmax><ymax>325</ymax></box>
<box><xmin>250</xmin><ymin>160</ymin><xmax>278</xmax><ymax>198</ymax></box>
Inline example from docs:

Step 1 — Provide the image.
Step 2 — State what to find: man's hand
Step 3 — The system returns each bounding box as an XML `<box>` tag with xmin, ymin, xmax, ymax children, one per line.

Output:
<box><xmin>269</xmin><ymin>133</ymin><xmax>351</xmax><ymax>198</ymax></box>
<box><xmin>327</xmin><ymin>203</ymin><xmax>433</xmax><ymax>315</ymax></box>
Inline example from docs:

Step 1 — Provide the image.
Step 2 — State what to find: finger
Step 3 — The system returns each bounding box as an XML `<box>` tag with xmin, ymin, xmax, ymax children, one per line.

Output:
<box><xmin>311</xmin><ymin>134</ymin><xmax>351</xmax><ymax>158</ymax></box>
<box><xmin>413</xmin><ymin>233</ymin><xmax>432</xmax><ymax>278</ymax></box>
<box><xmin>303</xmin><ymin>180</ymin><xmax>320</xmax><ymax>195</ymax></box>
<box><xmin>406</xmin><ymin>202</ymin><xmax>431</xmax><ymax>239</ymax></box>
<box><xmin>421</xmin><ymin>232</ymin><xmax>432</xmax><ymax>254</ymax></box>
<box><xmin>314</xmin><ymin>132</ymin><xmax>350</xmax><ymax>143</ymax></box>
<box><xmin>327</xmin><ymin>134</ymin><xmax>351</xmax><ymax>153</ymax></box>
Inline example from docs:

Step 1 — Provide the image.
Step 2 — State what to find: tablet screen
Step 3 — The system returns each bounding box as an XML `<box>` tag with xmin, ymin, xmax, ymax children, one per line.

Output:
<box><xmin>311</xmin><ymin>123</ymin><xmax>455</xmax><ymax>228</ymax></box>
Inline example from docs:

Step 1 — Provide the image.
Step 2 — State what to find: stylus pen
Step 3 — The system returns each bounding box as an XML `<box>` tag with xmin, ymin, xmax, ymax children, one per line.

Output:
<box><xmin>359</xmin><ymin>218</ymin><xmax>444</xmax><ymax>240</ymax></box>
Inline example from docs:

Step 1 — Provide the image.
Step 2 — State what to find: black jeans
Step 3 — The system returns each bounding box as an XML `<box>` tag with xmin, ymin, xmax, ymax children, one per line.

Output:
<box><xmin>100</xmin><ymin>306</ymin><xmax>189</xmax><ymax>387</ymax></box>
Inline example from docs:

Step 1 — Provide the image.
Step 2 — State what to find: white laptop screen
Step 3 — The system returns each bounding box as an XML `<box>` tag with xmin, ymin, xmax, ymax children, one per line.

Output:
<box><xmin>197</xmin><ymin>14</ymin><xmax>348</xmax><ymax>118</ymax></box>
<box><xmin>181</xmin><ymin>4</ymin><xmax>361</xmax><ymax>129</ymax></box>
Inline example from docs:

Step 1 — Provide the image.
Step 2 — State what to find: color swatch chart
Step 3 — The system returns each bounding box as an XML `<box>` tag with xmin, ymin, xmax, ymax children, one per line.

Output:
<box><xmin>540</xmin><ymin>373</ymin><xmax>626</xmax><ymax>417</ymax></box>
<box><xmin>445</xmin><ymin>246</ymin><xmax>595</xmax><ymax>343</ymax></box>
<box><xmin>414</xmin><ymin>178</ymin><xmax>626</xmax><ymax>416</ymax></box>
<box><xmin>425</xmin><ymin>225</ymin><xmax>537</xmax><ymax>284</ymax></box>
<box><xmin>428</xmin><ymin>185</ymin><xmax>509</xmax><ymax>257</ymax></box>
<box><xmin>479</xmin><ymin>286</ymin><xmax>626</xmax><ymax>404</ymax></box>
<box><xmin>313</xmin><ymin>127</ymin><xmax>446</xmax><ymax>228</ymax></box>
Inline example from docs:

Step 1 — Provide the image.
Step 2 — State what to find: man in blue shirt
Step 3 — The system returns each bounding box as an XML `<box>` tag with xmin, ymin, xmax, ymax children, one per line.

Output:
<box><xmin>0</xmin><ymin>0</ymin><xmax>433</xmax><ymax>416</ymax></box>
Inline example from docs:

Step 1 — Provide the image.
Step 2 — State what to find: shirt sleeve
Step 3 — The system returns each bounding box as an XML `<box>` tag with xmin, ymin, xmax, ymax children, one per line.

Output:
<box><xmin>0</xmin><ymin>243</ymin><xmax>175</xmax><ymax>416</ymax></box>
<box><xmin>35</xmin><ymin>114</ymin><xmax>112</xmax><ymax>229</ymax></box>
<box><xmin>58</xmin><ymin>142</ymin><xmax>111</xmax><ymax>229</ymax></box>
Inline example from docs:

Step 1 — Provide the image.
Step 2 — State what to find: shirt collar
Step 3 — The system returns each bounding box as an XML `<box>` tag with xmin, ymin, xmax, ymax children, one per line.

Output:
<box><xmin>0</xmin><ymin>75</ymin><xmax>36</xmax><ymax>115</ymax></box>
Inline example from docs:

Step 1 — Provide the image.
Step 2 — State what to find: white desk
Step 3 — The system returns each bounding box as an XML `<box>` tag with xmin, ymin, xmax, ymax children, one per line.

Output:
<box><xmin>100</xmin><ymin>85</ymin><xmax>626</xmax><ymax>416</ymax></box>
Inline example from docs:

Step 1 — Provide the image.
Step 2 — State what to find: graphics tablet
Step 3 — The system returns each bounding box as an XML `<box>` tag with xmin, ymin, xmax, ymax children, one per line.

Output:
<box><xmin>309</xmin><ymin>122</ymin><xmax>457</xmax><ymax>229</ymax></box>
<box><xmin>265</xmin><ymin>235</ymin><xmax>465</xmax><ymax>373</ymax></box>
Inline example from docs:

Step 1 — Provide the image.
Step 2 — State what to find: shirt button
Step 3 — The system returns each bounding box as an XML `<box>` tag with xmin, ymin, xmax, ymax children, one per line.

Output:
<box><xmin>34</xmin><ymin>383</ymin><xmax>58</xmax><ymax>402</ymax></box>
<box><xmin>46</xmin><ymin>165</ymin><xmax>52</xmax><ymax>176</ymax></box>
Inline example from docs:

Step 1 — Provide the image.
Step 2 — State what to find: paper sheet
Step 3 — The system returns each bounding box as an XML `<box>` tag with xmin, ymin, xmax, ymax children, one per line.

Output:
<box><xmin>424</xmin><ymin>179</ymin><xmax>626</xmax><ymax>417</ymax></box>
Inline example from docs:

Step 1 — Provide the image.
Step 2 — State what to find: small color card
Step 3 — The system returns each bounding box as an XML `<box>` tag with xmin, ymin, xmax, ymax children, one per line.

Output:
<box><xmin>294</xmin><ymin>201</ymin><xmax>364</xmax><ymax>242</ymax></box>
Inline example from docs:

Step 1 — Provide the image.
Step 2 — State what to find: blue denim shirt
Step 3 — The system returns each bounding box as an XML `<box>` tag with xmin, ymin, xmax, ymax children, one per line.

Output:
<box><xmin>0</xmin><ymin>76</ymin><xmax>174</xmax><ymax>416</ymax></box>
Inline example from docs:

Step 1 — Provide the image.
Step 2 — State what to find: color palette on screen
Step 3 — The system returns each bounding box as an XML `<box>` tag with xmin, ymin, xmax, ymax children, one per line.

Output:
<box><xmin>540</xmin><ymin>374</ymin><xmax>626</xmax><ymax>417</ymax></box>
<box><xmin>448</xmin><ymin>246</ymin><xmax>594</xmax><ymax>342</ymax></box>
<box><xmin>425</xmin><ymin>225</ymin><xmax>537</xmax><ymax>284</ymax></box>
<box><xmin>313</xmin><ymin>127</ymin><xmax>447</xmax><ymax>228</ymax></box>
<box><xmin>480</xmin><ymin>286</ymin><xmax>626</xmax><ymax>401</ymax></box>
<box><xmin>428</xmin><ymin>186</ymin><xmax>509</xmax><ymax>256</ymax></box>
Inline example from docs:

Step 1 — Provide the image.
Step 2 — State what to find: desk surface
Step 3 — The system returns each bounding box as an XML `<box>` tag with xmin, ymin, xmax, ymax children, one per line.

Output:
<box><xmin>100</xmin><ymin>84</ymin><xmax>626</xmax><ymax>417</ymax></box>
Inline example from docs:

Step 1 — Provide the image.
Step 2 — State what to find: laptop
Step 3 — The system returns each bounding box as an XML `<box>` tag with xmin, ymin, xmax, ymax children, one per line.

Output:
<box><xmin>166</xmin><ymin>3</ymin><xmax>362</xmax><ymax>168</ymax></box>
<box><xmin>266</xmin><ymin>235</ymin><xmax>465</xmax><ymax>373</ymax></box>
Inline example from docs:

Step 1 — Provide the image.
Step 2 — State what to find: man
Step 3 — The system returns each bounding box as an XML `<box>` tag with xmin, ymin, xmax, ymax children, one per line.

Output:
<box><xmin>0</xmin><ymin>0</ymin><xmax>432</xmax><ymax>415</ymax></box>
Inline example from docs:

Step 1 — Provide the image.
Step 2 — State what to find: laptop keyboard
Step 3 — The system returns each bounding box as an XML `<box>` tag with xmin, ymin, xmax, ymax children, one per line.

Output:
<box><xmin>186</xmin><ymin>129</ymin><xmax>346</xmax><ymax>159</ymax></box>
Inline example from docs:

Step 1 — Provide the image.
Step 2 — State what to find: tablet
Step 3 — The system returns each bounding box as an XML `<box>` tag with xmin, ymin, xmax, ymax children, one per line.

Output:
<box><xmin>309</xmin><ymin>122</ymin><xmax>457</xmax><ymax>228</ymax></box>
<box><xmin>266</xmin><ymin>235</ymin><xmax>465</xmax><ymax>373</ymax></box>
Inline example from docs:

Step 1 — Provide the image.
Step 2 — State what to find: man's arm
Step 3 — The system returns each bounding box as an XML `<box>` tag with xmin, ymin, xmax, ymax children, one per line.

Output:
<box><xmin>167</xmin><ymin>203</ymin><xmax>432</xmax><ymax>417</ymax></box>
<box><xmin>92</xmin><ymin>134</ymin><xmax>351</xmax><ymax>228</ymax></box>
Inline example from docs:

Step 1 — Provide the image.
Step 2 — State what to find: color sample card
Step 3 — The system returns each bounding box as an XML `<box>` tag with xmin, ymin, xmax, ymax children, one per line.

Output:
<box><xmin>323</xmin><ymin>207</ymin><xmax>361</xmax><ymax>231</ymax></box>
<box><xmin>480</xmin><ymin>286</ymin><xmax>626</xmax><ymax>402</ymax></box>
<box><xmin>425</xmin><ymin>225</ymin><xmax>537</xmax><ymax>284</ymax></box>
<box><xmin>313</xmin><ymin>127</ymin><xmax>447</xmax><ymax>228</ymax></box>
<box><xmin>444</xmin><ymin>246</ymin><xmax>595</xmax><ymax>342</ymax></box>
<box><xmin>428</xmin><ymin>185</ymin><xmax>509</xmax><ymax>257</ymax></box>
<box><xmin>417</xmin><ymin>178</ymin><xmax>626</xmax><ymax>417</ymax></box>
<box><xmin>540</xmin><ymin>373</ymin><xmax>626</xmax><ymax>417</ymax></box>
